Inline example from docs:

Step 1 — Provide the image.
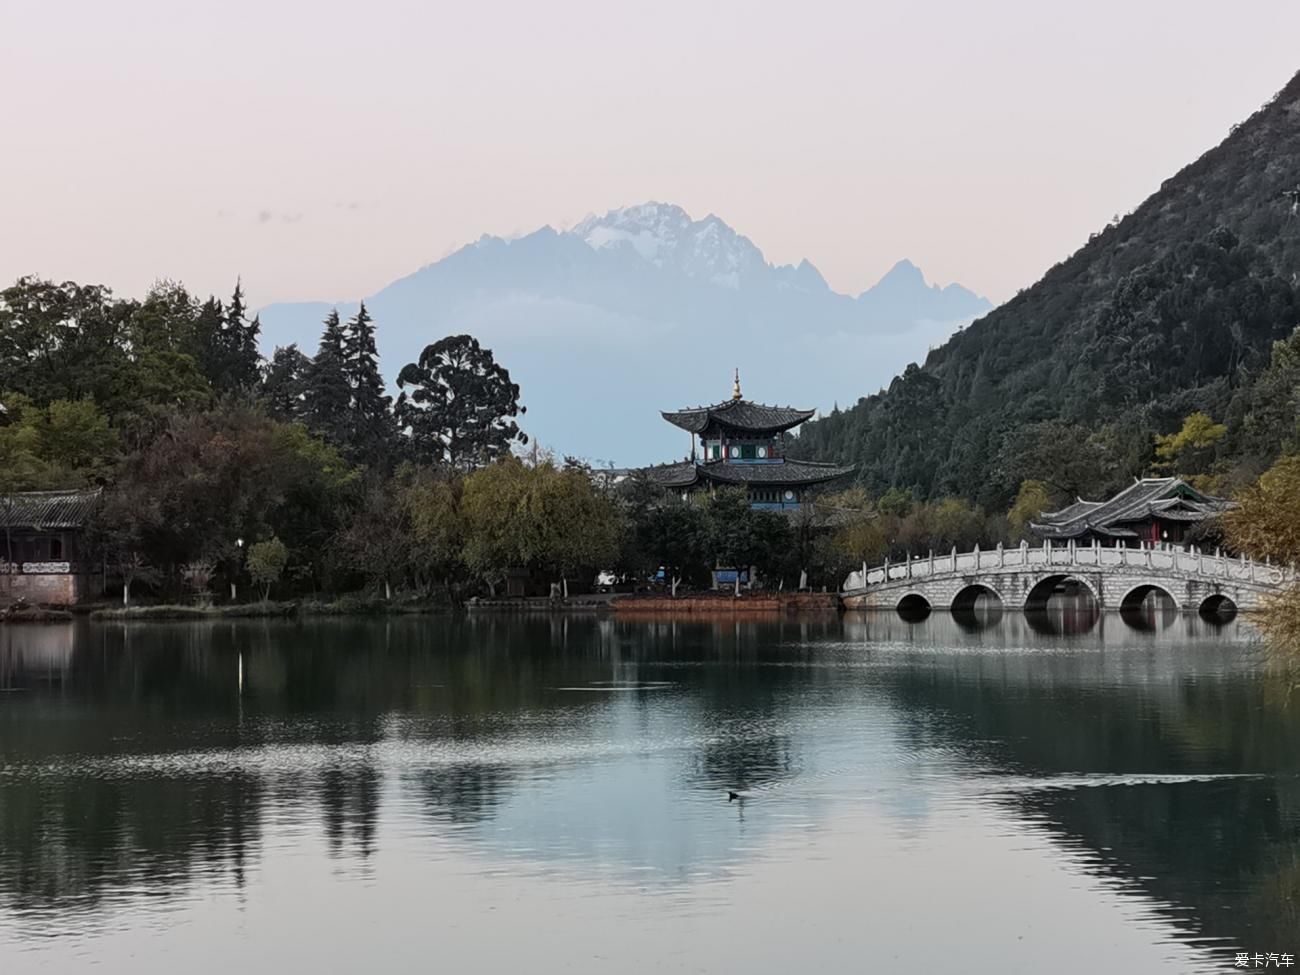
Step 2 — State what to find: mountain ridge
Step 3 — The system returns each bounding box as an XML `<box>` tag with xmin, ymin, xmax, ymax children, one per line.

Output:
<box><xmin>794</xmin><ymin>68</ymin><xmax>1300</xmax><ymax>508</ymax></box>
<box><xmin>258</xmin><ymin>202</ymin><xmax>992</xmax><ymax>463</ymax></box>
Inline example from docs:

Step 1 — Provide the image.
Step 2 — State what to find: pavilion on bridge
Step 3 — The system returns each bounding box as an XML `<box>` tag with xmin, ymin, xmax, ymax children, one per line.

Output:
<box><xmin>1029</xmin><ymin>477</ymin><xmax>1231</xmax><ymax>547</ymax></box>
<box><xmin>643</xmin><ymin>371</ymin><xmax>853</xmax><ymax>511</ymax></box>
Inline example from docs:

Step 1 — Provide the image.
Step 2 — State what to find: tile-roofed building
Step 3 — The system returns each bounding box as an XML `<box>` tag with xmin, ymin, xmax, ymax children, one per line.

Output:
<box><xmin>643</xmin><ymin>372</ymin><xmax>852</xmax><ymax>510</ymax></box>
<box><xmin>0</xmin><ymin>488</ymin><xmax>103</xmax><ymax>530</ymax></box>
<box><xmin>1029</xmin><ymin>477</ymin><xmax>1230</xmax><ymax>546</ymax></box>
<box><xmin>1</xmin><ymin>488</ymin><xmax>102</xmax><ymax>606</ymax></box>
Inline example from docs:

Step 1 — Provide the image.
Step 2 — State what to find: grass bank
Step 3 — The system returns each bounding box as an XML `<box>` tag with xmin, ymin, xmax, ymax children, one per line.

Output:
<box><xmin>0</xmin><ymin>604</ymin><xmax>76</xmax><ymax>623</ymax></box>
<box><xmin>88</xmin><ymin>595</ymin><xmax>447</xmax><ymax>622</ymax></box>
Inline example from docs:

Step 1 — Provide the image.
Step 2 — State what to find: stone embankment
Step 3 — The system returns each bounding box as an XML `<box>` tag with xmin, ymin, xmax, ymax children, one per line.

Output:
<box><xmin>612</xmin><ymin>592</ymin><xmax>839</xmax><ymax>615</ymax></box>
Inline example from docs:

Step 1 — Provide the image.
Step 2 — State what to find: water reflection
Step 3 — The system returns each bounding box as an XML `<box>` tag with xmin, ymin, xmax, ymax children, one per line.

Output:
<box><xmin>951</xmin><ymin>590</ymin><xmax>1003</xmax><ymax>632</ymax></box>
<box><xmin>0</xmin><ymin>615</ymin><xmax>1294</xmax><ymax>972</ymax></box>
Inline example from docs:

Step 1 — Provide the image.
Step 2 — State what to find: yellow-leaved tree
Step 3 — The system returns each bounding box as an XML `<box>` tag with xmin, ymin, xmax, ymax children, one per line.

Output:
<box><xmin>1008</xmin><ymin>480</ymin><xmax>1052</xmax><ymax>541</ymax></box>
<box><xmin>1154</xmin><ymin>411</ymin><xmax>1227</xmax><ymax>485</ymax></box>
<box><xmin>1223</xmin><ymin>454</ymin><xmax>1300</xmax><ymax>650</ymax></box>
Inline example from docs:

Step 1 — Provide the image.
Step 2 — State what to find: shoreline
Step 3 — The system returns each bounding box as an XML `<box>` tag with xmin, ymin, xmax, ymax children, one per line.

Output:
<box><xmin>2</xmin><ymin>590</ymin><xmax>845</xmax><ymax>623</ymax></box>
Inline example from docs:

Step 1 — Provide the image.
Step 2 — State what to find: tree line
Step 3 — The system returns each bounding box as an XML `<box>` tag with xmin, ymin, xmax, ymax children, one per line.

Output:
<box><xmin>0</xmin><ymin>275</ymin><xmax>890</xmax><ymax>602</ymax></box>
<box><xmin>3</xmin><ymin>272</ymin><xmax>1299</xmax><ymax>638</ymax></box>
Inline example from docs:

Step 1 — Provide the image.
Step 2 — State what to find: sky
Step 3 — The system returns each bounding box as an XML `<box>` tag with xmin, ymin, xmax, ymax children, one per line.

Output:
<box><xmin>4</xmin><ymin>0</ymin><xmax>1300</xmax><ymax>308</ymax></box>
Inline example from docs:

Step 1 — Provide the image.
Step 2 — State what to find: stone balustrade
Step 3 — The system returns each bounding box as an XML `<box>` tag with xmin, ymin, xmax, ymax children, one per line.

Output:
<box><xmin>841</xmin><ymin>539</ymin><xmax>1292</xmax><ymax>614</ymax></box>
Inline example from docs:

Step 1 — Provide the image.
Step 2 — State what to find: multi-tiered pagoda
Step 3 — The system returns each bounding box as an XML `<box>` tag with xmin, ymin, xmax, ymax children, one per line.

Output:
<box><xmin>646</xmin><ymin>372</ymin><xmax>853</xmax><ymax>509</ymax></box>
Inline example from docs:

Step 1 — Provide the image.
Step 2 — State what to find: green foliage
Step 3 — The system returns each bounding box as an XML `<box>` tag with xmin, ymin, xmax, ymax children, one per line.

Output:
<box><xmin>0</xmin><ymin>277</ymin><xmax>134</xmax><ymax>409</ymax></box>
<box><xmin>625</xmin><ymin>481</ymin><xmax>712</xmax><ymax>585</ymax></box>
<box><xmin>825</xmin><ymin>494</ymin><xmax>889</xmax><ymax>567</ymax></box>
<box><xmin>460</xmin><ymin>457</ymin><xmax>620</xmax><ymax>587</ymax></box>
<box><xmin>336</xmin><ymin>466</ymin><xmax>466</xmax><ymax>598</ymax></box>
<box><xmin>1229</xmin><ymin>327</ymin><xmax>1300</xmax><ymax>468</ymax></box>
<box><xmin>195</xmin><ymin>282</ymin><xmax>261</xmax><ymax>393</ymax></box>
<box><xmin>247</xmin><ymin>537</ymin><xmax>289</xmax><ymax>599</ymax></box>
<box><xmin>1154</xmin><ymin>411</ymin><xmax>1227</xmax><ymax>476</ymax></box>
<box><xmin>0</xmin><ymin>393</ymin><xmax>117</xmax><ymax>491</ymax></box>
<box><xmin>795</xmin><ymin>112</ymin><xmax>1300</xmax><ymax>509</ymax></box>
<box><xmin>996</xmin><ymin>421</ymin><xmax>1134</xmax><ymax>501</ymax></box>
<box><xmin>1224</xmin><ymin>453</ymin><xmax>1300</xmax><ymax>655</ymax></box>
<box><xmin>402</xmin><ymin>468</ymin><xmax>466</xmax><ymax>591</ymax></box>
<box><xmin>877</xmin><ymin>486</ymin><xmax>914</xmax><ymax>518</ymax></box>
<box><xmin>342</xmin><ymin>303</ymin><xmax>399</xmax><ymax>468</ymax></box>
<box><xmin>396</xmin><ymin>334</ymin><xmax>527</xmax><ymax>469</ymax></box>
<box><xmin>262</xmin><ymin>344</ymin><xmax>312</xmax><ymax>423</ymax></box>
<box><xmin>892</xmin><ymin>496</ymin><xmax>988</xmax><ymax>555</ymax></box>
<box><xmin>700</xmin><ymin>488</ymin><xmax>793</xmax><ymax>581</ymax></box>
<box><xmin>1008</xmin><ymin>480</ymin><xmax>1052</xmax><ymax>541</ymax></box>
<box><xmin>304</xmin><ymin>310</ymin><xmax>353</xmax><ymax>449</ymax></box>
<box><xmin>92</xmin><ymin>400</ymin><xmax>358</xmax><ymax>595</ymax></box>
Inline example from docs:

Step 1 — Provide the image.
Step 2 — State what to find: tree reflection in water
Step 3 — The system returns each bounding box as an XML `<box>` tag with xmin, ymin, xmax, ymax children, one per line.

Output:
<box><xmin>0</xmin><ymin>613</ymin><xmax>1294</xmax><ymax>965</ymax></box>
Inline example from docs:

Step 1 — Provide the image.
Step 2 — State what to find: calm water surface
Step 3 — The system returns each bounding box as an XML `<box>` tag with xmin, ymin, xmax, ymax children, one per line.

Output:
<box><xmin>0</xmin><ymin>610</ymin><xmax>1297</xmax><ymax>973</ymax></box>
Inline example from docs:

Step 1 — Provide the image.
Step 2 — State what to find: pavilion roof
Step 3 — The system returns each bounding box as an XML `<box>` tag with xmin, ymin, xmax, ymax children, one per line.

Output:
<box><xmin>1028</xmin><ymin>477</ymin><xmax>1230</xmax><ymax>540</ymax></box>
<box><xmin>0</xmin><ymin>488</ymin><xmax>102</xmax><ymax>530</ymax></box>
<box><xmin>662</xmin><ymin>399</ymin><xmax>815</xmax><ymax>435</ymax></box>
<box><xmin>641</xmin><ymin>458</ymin><xmax>854</xmax><ymax>490</ymax></box>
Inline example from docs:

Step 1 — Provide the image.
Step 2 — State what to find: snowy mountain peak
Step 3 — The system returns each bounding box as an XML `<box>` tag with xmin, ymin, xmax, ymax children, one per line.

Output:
<box><xmin>877</xmin><ymin>258</ymin><xmax>927</xmax><ymax>288</ymax></box>
<box><xmin>572</xmin><ymin>202</ymin><xmax>767</xmax><ymax>289</ymax></box>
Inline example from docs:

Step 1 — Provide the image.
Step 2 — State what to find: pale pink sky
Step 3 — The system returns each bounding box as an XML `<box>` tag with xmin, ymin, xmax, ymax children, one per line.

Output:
<box><xmin>3</xmin><ymin>1</ymin><xmax>1299</xmax><ymax>306</ymax></box>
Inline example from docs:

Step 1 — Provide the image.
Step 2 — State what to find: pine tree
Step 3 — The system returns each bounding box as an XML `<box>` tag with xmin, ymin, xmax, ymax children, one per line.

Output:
<box><xmin>341</xmin><ymin>302</ymin><xmax>397</xmax><ymax>467</ymax></box>
<box><xmin>222</xmin><ymin>281</ymin><xmax>262</xmax><ymax>391</ymax></box>
<box><xmin>261</xmin><ymin>344</ymin><xmax>313</xmax><ymax>422</ymax></box>
<box><xmin>303</xmin><ymin>310</ymin><xmax>352</xmax><ymax>448</ymax></box>
<box><xmin>193</xmin><ymin>296</ymin><xmax>226</xmax><ymax>388</ymax></box>
<box><xmin>193</xmin><ymin>282</ymin><xmax>262</xmax><ymax>393</ymax></box>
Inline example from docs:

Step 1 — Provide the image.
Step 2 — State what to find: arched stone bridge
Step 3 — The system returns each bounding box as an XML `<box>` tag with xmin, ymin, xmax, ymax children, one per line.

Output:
<box><xmin>840</xmin><ymin>541</ymin><xmax>1294</xmax><ymax>616</ymax></box>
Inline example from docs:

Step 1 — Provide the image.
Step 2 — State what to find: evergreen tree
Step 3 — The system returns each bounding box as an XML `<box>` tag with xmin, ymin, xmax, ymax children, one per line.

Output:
<box><xmin>341</xmin><ymin>302</ymin><xmax>397</xmax><ymax>467</ymax></box>
<box><xmin>396</xmin><ymin>334</ymin><xmax>527</xmax><ymax>468</ymax></box>
<box><xmin>223</xmin><ymin>282</ymin><xmax>262</xmax><ymax>391</ymax></box>
<box><xmin>303</xmin><ymin>310</ymin><xmax>352</xmax><ymax>448</ymax></box>
<box><xmin>193</xmin><ymin>296</ymin><xmax>226</xmax><ymax>387</ymax></box>
<box><xmin>194</xmin><ymin>282</ymin><xmax>261</xmax><ymax>393</ymax></box>
<box><xmin>262</xmin><ymin>344</ymin><xmax>313</xmax><ymax>422</ymax></box>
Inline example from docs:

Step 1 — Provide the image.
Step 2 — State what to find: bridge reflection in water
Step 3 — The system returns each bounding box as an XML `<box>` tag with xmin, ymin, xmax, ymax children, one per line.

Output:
<box><xmin>855</xmin><ymin>585</ymin><xmax>1249</xmax><ymax>639</ymax></box>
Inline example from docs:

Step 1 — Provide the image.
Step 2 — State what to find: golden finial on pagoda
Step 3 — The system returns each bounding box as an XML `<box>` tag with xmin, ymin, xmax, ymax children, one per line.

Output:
<box><xmin>732</xmin><ymin>368</ymin><xmax>742</xmax><ymax>400</ymax></box>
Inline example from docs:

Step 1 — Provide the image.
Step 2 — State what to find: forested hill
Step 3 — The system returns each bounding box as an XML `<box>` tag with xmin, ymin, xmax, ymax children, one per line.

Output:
<box><xmin>794</xmin><ymin>69</ymin><xmax>1300</xmax><ymax>510</ymax></box>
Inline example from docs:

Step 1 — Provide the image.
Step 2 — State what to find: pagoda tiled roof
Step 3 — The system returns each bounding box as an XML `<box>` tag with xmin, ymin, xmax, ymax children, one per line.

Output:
<box><xmin>662</xmin><ymin>399</ymin><xmax>815</xmax><ymax>435</ymax></box>
<box><xmin>641</xmin><ymin>459</ymin><xmax>853</xmax><ymax>489</ymax></box>
<box><xmin>0</xmin><ymin>488</ymin><xmax>102</xmax><ymax>530</ymax></box>
<box><xmin>1028</xmin><ymin>477</ymin><xmax>1230</xmax><ymax>540</ymax></box>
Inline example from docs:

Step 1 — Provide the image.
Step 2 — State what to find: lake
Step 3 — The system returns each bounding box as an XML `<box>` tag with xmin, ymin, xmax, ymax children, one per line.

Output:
<box><xmin>1</xmin><ymin>611</ymin><xmax>1296</xmax><ymax>973</ymax></box>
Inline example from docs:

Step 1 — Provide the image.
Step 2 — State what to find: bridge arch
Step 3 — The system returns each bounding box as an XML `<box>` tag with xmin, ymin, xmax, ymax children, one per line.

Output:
<box><xmin>952</xmin><ymin>583</ymin><xmax>1004</xmax><ymax>612</ymax></box>
<box><xmin>896</xmin><ymin>592</ymin><xmax>931</xmax><ymax>621</ymax></box>
<box><xmin>1119</xmin><ymin>583</ymin><xmax>1180</xmax><ymax>631</ymax></box>
<box><xmin>951</xmin><ymin>583</ymin><xmax>1004</xmax><ymax>631</ymax></box>
<box><xmin>1119</xmin><ymin>583</ymin><xmax>1181</xmax><ymax>614</ymax></box>
<box><xmin>1198</xmin><ymin>593</ymin><xmax>1238</xmax><ymax>621</ymax></box>
<box><xmin>1023</xmin><ymin>574</ymin><xmax>1100</xmax><ymax>613</ymax></box>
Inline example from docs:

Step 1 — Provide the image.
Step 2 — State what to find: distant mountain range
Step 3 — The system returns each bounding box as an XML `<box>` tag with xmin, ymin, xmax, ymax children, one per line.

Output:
<box><xmin>258</xmin><ymin>203</ymin><xmax>992</xmax><ymax>463</ymax></box>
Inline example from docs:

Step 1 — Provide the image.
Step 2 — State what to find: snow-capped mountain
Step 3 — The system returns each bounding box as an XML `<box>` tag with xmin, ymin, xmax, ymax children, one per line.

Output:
<box><xmin>258</xmin><ymin>203</ymin><xmax>992</xmax><ymax>464</ymax></box>
<box><xmin>574</xmin><ymin>203</ymin><xmax>768</xmax><ymax>290</ymax></box>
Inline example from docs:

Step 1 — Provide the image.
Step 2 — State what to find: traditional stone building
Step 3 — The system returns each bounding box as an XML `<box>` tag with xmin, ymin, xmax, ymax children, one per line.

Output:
<box><xmin>0</xmin><ymin>489</ymin><xmax>101</xmax><ymax>606</ymax></box>
<box><xmin>1029</xmin><ymin>477</ymin><xmax>1231</xmax><ymax>547</ymax></box>
<box><xmin>645</xmin><ymin>372</ymin><xmax>853</xmax><ymax>510</ymax></box>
